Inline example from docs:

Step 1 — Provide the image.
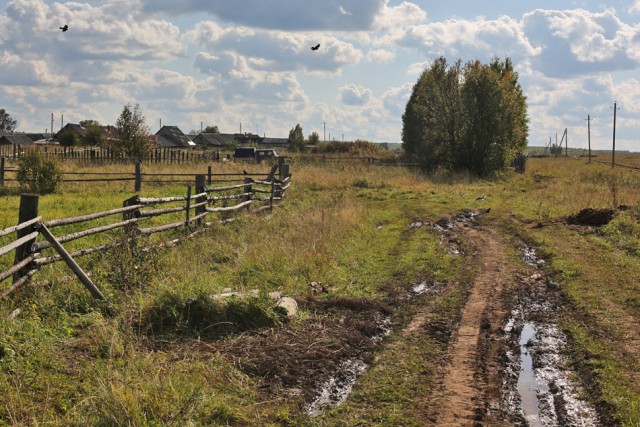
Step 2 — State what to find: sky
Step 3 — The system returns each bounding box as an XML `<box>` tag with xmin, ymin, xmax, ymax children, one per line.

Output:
<box><xmin>1</xmin><ymin>0</ymin><xmax>640</xmax><ymax>151</ymax></box>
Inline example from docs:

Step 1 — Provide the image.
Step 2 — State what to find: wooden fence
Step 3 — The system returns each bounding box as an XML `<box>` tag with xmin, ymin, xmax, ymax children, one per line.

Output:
<box><xmin>0</xmin><ymin>166</ymin><xmax>292</xmax><ymax>300</ymax></box>
<box><xmin>0</xmin><ymin>144</ymin><xmax>226</xmax><ymax>164</ymax></box>
<box><xmin>1</xmin><ymin>158</ymin><xmax>288</xmax><ymax>192</ymax></box>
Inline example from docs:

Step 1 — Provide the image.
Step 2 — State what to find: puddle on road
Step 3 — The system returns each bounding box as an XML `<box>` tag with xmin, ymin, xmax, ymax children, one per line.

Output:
<box><xmin>305</xmin><ymin>358</ymin><xmax>368</xmax><ymax>416</ymax></box>
<box><xmin>520</xmin><ymin>246</ymin><xmax>546</xmax><ymax>267</ymax></box>
<box><xmin>503</xmin><ymin>246</ymin><xmax>600</xmax><ymax>426</ymax></box>
<box><xmin>304</xmin><ymin>314</ymin><xmax>391</xmax><ymax>417</ymax></box>
<box><xmin>408</xmin><ymin>280</ymin><xmax>440</xmax><ymax>298</ymax></box>
<box><xmin>517</xmin><ymin>322</ymin><xmax>546</xmax><ymax>427</ymax></box>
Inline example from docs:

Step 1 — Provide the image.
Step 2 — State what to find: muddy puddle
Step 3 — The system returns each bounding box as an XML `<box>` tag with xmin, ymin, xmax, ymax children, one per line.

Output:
<box><xmin>501</xmin><ymin>246</ymin><xmax>600</xmax><ymax>426</ymax></box>
<box><xmin>304</xmin><ymin>312</ymin><xmax>391</xmax><ymax>416</ymax></box>
<box><xmin>304</xmin><ymin>280</ymin><xmax>434</xmax><ymax>416</ymax></box>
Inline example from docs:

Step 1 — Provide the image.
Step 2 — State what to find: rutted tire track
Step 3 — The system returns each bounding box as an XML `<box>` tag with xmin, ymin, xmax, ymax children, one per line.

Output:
<box><xmin>429</xmin><ymin>220</ymin><xmax>514</xmax><ymax>426</ymax></box>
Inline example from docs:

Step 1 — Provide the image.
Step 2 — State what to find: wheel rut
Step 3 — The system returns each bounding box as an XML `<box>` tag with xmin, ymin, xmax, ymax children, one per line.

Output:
<box><xmin>430</xmin><ymin>222</ymin><xmax>513</xmax><ymax>426</ymax></box>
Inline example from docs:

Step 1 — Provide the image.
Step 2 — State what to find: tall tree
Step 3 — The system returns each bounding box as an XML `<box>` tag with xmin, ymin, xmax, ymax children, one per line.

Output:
<box><xmin>57</xmin><ymin>127</ymin><xmax>79</xmax><ymax>146</ymax></box>
<box><xmin>0</xmin><ymin>108</ymin><xmax>18</xmax><ymax>133</ymax></box>
<box><xmin>80</xmin><ymin>120</ymin><xmax>105</xmax><ymax>146</ymax></box>
<box><xmin>402</xmin><ymin>57</ymin><xmax>462</xmax><ymax>172</ymax></box>
<box><xmin>308</xmin><ymin>131</ymin><xmax>320</xmax><ymax>145</ymax></box>
<box><xmin>289</xmin><ymin>123</ymin><xmax>305</xmax><ymax>152</ymax></box>
<box><xmin>402</xmin><ymin>56</ymin><xmax>528</xmax><ymax>176</ymax></box>
<box><xmin>115</xmin><ymin>104</ymin><xmax>152</xmax><ymax>159</ymax></box>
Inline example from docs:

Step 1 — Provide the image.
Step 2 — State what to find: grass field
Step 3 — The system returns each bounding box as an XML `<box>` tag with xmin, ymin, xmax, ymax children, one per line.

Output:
<box><xmin>1</xmin><ymin>155</ymin><xmax>640</xmax><ymax>425</ymax></box>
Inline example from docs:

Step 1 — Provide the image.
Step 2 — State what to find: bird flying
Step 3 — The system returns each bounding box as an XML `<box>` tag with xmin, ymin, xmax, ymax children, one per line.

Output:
<box><xmin>311</xmin><ymin>44</ymin><xmax>320</xmax><ymax>51</ymax></box>
<box><xmin>59</xmin><ymin>24</ymin><xmax>68</xmax><ymax>32</ymax></box>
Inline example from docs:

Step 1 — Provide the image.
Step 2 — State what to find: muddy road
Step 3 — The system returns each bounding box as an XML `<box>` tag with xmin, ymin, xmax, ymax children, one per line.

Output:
<box><xmin>426</xmin><ymin>213</ymin><xmax>603</xmax><ymax>426</ymax></box>
<box><xmin>161</xmin><ymin>211</ymin><xmax>611</xmax><ymax>425</ymax></box>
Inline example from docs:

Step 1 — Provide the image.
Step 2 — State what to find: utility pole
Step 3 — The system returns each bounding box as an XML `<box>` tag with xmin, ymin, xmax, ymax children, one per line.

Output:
<box><xmin>586</xmin><ymin>115</ymin><xmax>592</xmax><ymax>163</ymax></box>
<box><xmin>564</xmin><ymin>128</ymin><xmax>568</xmax><ymax>156</ymax></box>
<box><xmin>50</xmin><ymin>113</ymin><xmax>54</xmax><ymax>141</ymax></box>
<box><xmin>612</xmin><ymin>101</ymin><xmax>619</xmax><ymax>169</ymax></box>
<box><xmin>323</xmin><ymin>121</ymin><xmax>326</xmax><ymax>143</ymax></box>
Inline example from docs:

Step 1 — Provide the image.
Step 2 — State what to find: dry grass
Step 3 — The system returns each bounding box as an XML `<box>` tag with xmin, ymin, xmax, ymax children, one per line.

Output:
<box><xmin>2</xmin><ymin>154</ymin><xmax>640</xmax><ymax>425</ymax></box>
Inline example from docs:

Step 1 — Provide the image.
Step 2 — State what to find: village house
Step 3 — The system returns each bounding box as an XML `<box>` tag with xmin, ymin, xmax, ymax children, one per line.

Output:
<box><xmin>154</xmin><ymin>126</ymin><xmax>195</xmax><ymax>148</ymax></box>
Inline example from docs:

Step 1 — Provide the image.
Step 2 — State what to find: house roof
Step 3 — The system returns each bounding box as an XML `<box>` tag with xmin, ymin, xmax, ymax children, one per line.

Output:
<box><xmin>24</xmin><ymin>133</ymin><xmax>46</xmax><ymax>141</ymax></box>
<box><xmin>57</xmin><ymin>123</ymin><xmax>88</xmax><ymax>138</ymax></box>
<box><xmin>54</xmin><ymin>123</ymin><xmax>119</xmax><ymax>141</ymax></box>
<box><xmin>262</xmin><ymin>137</ymin><xmax>290</xmax><ymax>146</ymax></box>
<box><xmin>155</xmin><ymin>125</ymin><xmax>194</xmax><ymax>148</ymax></box>
<box><xmin>0</xmin><ymin>134</ymin><xmax>35</xmax><ymax>146</ymax></box>
<box><xmin>193</xmin><ymin>132</ymin><xmax>235</xmax><ymax>147</ymax></box>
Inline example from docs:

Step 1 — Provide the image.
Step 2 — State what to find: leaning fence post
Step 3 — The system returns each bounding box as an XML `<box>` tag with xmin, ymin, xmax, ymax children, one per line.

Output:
<box><xmin>0</xmin><ymin>157</ymin><xmax>5</xmax><ymax>186</ymax></box>
<box><xmin>195</xmin><ymin>174</ymin><xmax>207</xmax><ymax>227</ymax></box>
<box><xmin>12</xmin><ymin>194</ymin><xmax>39</xmax><ymax>283</ymax></box>
<box><xmin>134</xmin><ymin>160</ymin><xmax>142</xmax><ymax>192</ymax></box>
<box><xmin>36</xmin><ymin>223</ymin><xmax>104</xmax><ymax>300</ymax></box>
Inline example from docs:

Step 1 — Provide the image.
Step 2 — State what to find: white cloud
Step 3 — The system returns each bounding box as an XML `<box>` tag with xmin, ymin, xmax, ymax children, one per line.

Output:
<box><xmin>407</xmin><ymin>60</ymin><xmax>431</xmax><ymax>77</ymax></box>
<box><xmin>339</xmin><ymin>84</ymin><xmax>373</xmax><ymax>106</ymax></box>
<box><xmin>367</xmin><ymin>48</ymin><xmax>395</xmax><ymax>63</ymax></box>
<box><xmin>382</xmin><ymin>83</ymin><xmax>412</xmax><ymax>116</ymax></box>
<box><xmin>630</xmin><ymin>1</ymin><xmax>640</xmax><ymax>14</ymax></box>
<box><xmin>0</xmin><ymin>52</ymin><xmax>62</xmax><ymax>86</ymax></box>
<box><xmin>143</xmin><ymin>0</ymin><xmax>386</xmax><ymax>30</ymax></box>
<box><xmin>400</xmin><ymin>15</ymin><xmax>539</xmax><ymax>60</ymax></box>
<box><xmin>522</xmin><ymin>9</ymin><xmax>639</xmax><ymax>77</ymax></box>
<box><xmin>188</xmin><ymin>22</ymin><xmax>363</xmax><ymax>74</ymax></box>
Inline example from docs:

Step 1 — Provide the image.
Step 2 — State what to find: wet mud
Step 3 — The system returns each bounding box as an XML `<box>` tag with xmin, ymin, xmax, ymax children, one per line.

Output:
<box><xmin>499</xmin><ymin>246</ymin><xmax>601</xmax><ymax>426</ymax></box>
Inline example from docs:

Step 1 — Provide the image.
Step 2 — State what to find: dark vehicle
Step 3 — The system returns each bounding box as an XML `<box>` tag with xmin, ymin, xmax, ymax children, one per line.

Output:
<box><xmin>234</xmin><ymin>147</ymin><xmax>256</xmax><ymax>161</ymax></box>
<box><xmin>234</xmin><ymin>147</ymin><xmax>279</xmax><ymax>162</ymax></box>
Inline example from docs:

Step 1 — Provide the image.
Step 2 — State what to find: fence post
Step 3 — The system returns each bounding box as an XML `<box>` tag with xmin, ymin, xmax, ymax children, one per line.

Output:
<box><xmin>134</xmin><ymin>160</ymin><xmax>142</xmax><ymax>192</ymax></box>
<box><xmin>244</xmin><ymin>177</ymin><xmax>253</xmax><ymax>212</ymax></box>
<box><xmin>269</xmin><ymin>179</ymin><xmax>275</xmax><ymax>211</ymax></box>
<box><xmin>0</xmin><ymin>157</ymin><xmax>5</xmax><ymax>186</ymax></box>
<box><xmin>278</xmin><ymin>157</ymin><xmax>289</xmax><ymax>181</ymax></box>
<box><xmin>122</xmin><ymin>195</ymin><xmax>141</xmax><ymax>236</ymax></box>
<box><xmin>207</xmin><ymin>165</ymin><xmax>212</xmax><ymax>185</ymax></box>
<box><xmin>185</xmin><ymin>185</ymin><xmax>192</xmax><ymax>230</ymax></box>
<box><xmin>195</xmin><ymin>174</ymin><xmax>207</xmax><ymax>227</ymax></box>
<box><xmin>12</xmin><ymin>194</ymin><xmax>39</xmax><ymax>283</ymax></box>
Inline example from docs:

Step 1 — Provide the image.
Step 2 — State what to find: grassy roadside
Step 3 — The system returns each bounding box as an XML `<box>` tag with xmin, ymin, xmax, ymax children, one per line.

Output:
<box><xmin>1</xmin><ymin>156</ymin><xmax>640</xmax><ymax>425</ymax></box>
<box><xmin>498</xmin><ymin>157</ymin><xmax>640</xmax><ymax>426</ymax></box>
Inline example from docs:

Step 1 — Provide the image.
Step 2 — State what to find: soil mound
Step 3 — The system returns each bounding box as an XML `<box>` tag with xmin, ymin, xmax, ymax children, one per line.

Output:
<box><xmin>567</xmin><ymin>208</ymin><xmax>615</xmax><ymax>226</ymax></box>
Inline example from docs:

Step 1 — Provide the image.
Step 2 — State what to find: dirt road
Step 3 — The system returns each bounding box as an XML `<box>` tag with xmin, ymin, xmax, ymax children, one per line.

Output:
<box><xmin>429</xmin><ymin>222</ymin><xmax>514</xmax><ymax>426</ymax></box>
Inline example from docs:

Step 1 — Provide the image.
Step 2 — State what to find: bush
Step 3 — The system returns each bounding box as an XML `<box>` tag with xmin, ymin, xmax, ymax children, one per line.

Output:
<box><xmin>16</xmin><ymin>149</ymin><xmax>63</xmax><ymax>194</ymax></box>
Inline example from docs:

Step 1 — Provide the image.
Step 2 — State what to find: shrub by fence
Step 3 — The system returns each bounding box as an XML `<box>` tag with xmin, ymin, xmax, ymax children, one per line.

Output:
<box><xmin>0</xmin><ymin>165</ymin><xmax>291</xmax><ymax>300</ymax></box>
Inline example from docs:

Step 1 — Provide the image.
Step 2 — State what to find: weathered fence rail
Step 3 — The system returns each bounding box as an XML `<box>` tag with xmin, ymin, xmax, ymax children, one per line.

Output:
<box><xmin>0</xmin><ymin>166</ymin><xmax>292</xmax><ymax>301</ymax></box>
<box><xmin>1</xmin><ymin>159</ymin><xmax>277</xmax><ymax>192</ymax></box>
<box><xmin>0</xmin><ymin>144</ymin><xmax>224</xmax><ymax>164</ymax></box>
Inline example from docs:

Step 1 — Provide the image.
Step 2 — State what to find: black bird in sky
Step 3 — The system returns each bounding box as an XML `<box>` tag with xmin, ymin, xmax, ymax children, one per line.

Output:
<box><xmin>59</xmin><ymin>24</ymin><xmax>68</xmax><ymax>32</ymax></box>
<box><xmin>311</xmin><ymin>43</ymin><xmax>320</xmax><ymax>51</ymax></box>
